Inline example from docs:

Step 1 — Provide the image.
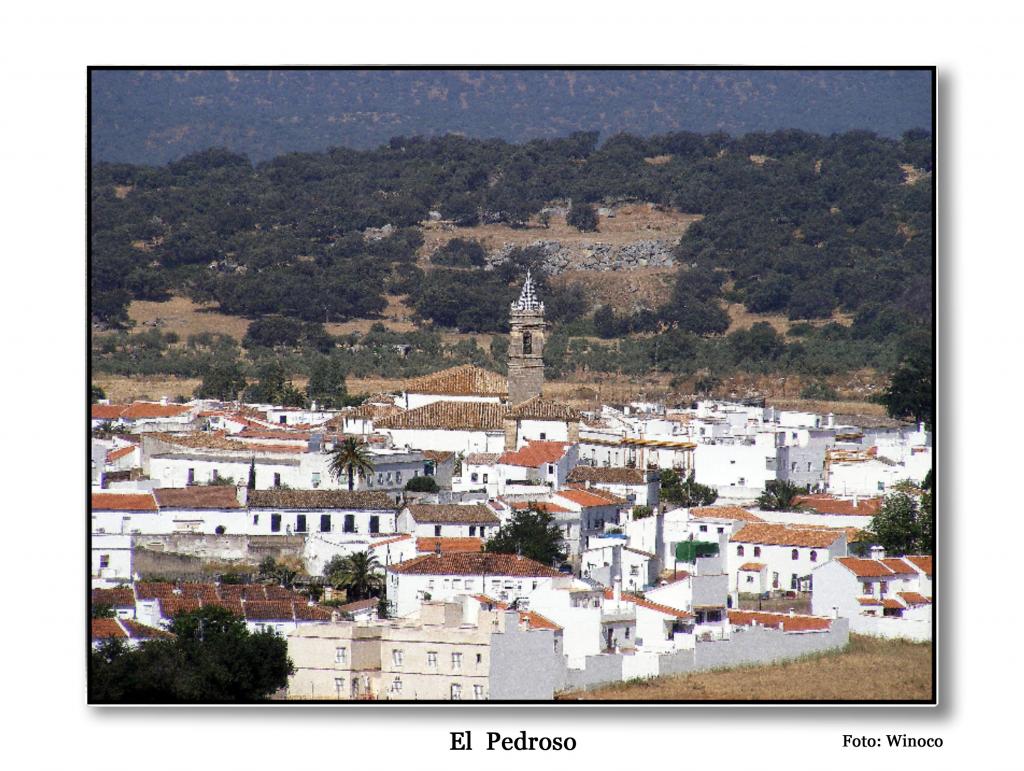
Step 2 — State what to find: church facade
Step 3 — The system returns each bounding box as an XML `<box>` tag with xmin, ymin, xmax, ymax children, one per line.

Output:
<box><xmin>507</xmin><ymin>270</ymin><xmax>546</xmax><ymax>406</ymax></box>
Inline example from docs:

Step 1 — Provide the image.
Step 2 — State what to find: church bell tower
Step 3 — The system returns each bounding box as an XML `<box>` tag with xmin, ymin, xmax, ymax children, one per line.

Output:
<box><xmin>507</xmin><ymin>270</ymin><xmax>546</xmax><ymax>405</ymax></box>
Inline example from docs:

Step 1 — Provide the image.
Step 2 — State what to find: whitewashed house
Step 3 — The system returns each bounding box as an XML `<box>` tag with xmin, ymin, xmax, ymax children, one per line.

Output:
<box><xmin>394</xmin><ymin>365</ymin><xmax>507</xmax><ymax>410</ymax></box>
<box><xmin>566</xmin><ymin>466</ymin><xmax>660</xmax><ymax>508</ymax></box>
<box><xmin>396</xmin><ymin>503</ymin><xmax>501</xmax><ymax>540</ymax></box>
<box><xmin>727</xmin><ymin>522</ymin><xmax>848</xmax><ymax>594</ymax></box>
<box><xmin>375</xmin><ymin>401</ymin><xmax>509</xmax><ymax>455</ymax></box>
<box><xmin>496</xmin><ymin>440</ymin><xmax>578</xmax><ymax>494</ymax></box>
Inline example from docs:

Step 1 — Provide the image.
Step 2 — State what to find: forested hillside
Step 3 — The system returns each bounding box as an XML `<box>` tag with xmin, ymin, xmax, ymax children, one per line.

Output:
<box><xmin>91</xmin><ymin>129</ymin><xmax>932</xmax><ymax>413</ymax></box>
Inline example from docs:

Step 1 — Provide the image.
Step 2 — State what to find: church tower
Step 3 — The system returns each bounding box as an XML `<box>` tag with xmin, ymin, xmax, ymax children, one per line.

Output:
<box><xmin>507</xmin><ymin>270</ymin><xmax>546</xmax><ymax>405</ymax></box>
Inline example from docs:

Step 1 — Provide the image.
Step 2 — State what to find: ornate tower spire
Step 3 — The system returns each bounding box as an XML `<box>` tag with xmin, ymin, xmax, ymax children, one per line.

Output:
<box><xmin>507</xmin><ymin>270</ymin><xmax>546</xmax><ymax>406</ymax></box>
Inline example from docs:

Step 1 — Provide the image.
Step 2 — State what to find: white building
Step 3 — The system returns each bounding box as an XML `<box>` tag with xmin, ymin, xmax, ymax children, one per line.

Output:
<box><xmin>396</xmin><ymin>503</ymin><xmax>501</xmax><ymax>540</ymax></box>
<box><xmin>727</xmin><ymin>522</ymin><xmax>848</xmax><ymax>594</ymax></box>
<box><xmin>375</xmin><ymin>400</ymin><xmax>508</xmax><ymax>455</ymax></box>
<box><xmin>565</xmin><ymin>466</ymin><xmax>660</xmax><ymax>508</ymax></box>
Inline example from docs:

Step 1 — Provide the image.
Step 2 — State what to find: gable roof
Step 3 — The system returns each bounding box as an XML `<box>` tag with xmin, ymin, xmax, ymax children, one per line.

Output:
<box><xmin>566</xmin><ymin>466</ymin><xmax>650</xmax><ymax>485</ymax></box>
<box><xmin>509</xmin><ymin>501</ymin><xmax>573</xmax><ymax>514</ymax></box>
<box><xmin>120</xmin><ymin>402</ymin><xmax>194</xmax><ymax>420</ymax></box>
<box><xmin>792</xmin><ymin>494</ymin><xmax>882</xmax><ymax>516</ymax></box>
<box><xmin>473</xmin><ymin>594</ymin><xmax>563</xmax><ymax>631</ymax></box>
<box><xmin>498</xmin><ymin>440</ymin><xmax>570</xmax><ymax>468</ymax></box>
<box><xmin>465</xmin><ymin>452</ymin><xmax>501</xmax><ymax>466</ymax></box>
<box><xmin>91</xmin><ymin>492</ymin><xmax>158</xmax><ymax>512</ymax></box>
<box><xmin>835</xmin><ymin>557</ymin><xmax>900</xmax><ymax>578</ymax></box>
<box><xmin>729</xmin><ymin>522</ymin><xmax>845</xmax><ymax>548</ymax></box>
<box><xmin>898</xmin><ymin>591</ymin><xmax>932</xmax><ymax>606</ymax></box>
<box><xmin>506</xmin><ymin>396</ymin><xmax>581</xmax><ymax>421</ymax></box>
<box><xmin>402</xmin><ymin>365</ymin><xmax>507</xmax><ymax>397</ymax></box>
<box><xmin>405</xmin><ymin>504</ymin><xmax>500</xmax><ymax>525</ymax></box>
<box><xmin>376</xmin><ymin>400</ymin><xmax>508</xmax><ymax>431</ymax></box>
<box><xmin>153</xmin><ymin>486</ymin><xmax>243</xmax><ymax>510</ymax></box>
<box><xmin>105</xmin><ymin>445</ymin><xmax>138</xmax><ymax>463</ymax></box>
<box><xmin>691</xmin><ymin>506</ymin><xmax>764</xmax><ymax>523</ymax></box>
<box><xmin>728</xmin><ymin>610</ymin><xmax>833</xmax><ymax>633</ymax></box>
<box><xmin>247</xmin><ymin>489</ymin><xmax>399</xmax><ymax>510</ymax></box>
<box><xmin>92</xmin><ymin>587</ymin><xmax>136</xmax><ymax>608</ymax></box>
<box><xmin>556</xmin><ymin>488</ymin><xmax>627</xmax><ymax>509</ymax></box>
<box><xmin>387</xmin><ymin>552</ymin><xmax>562</xmax><ymax>578</ymax></box>
<box><xmin>92</xmin><ymin>403</ymin><xmax>129</xmax><ymax>420</ymax></box>
<box><xmin>904</xmin><ymin>555</ymin><xmax>933</xmax><ymax>577</ymax></box>
<box><xmin>416</xmin><ymin>537</ymin><xmax>485</xmax><ymax>554</ymax></box>
<box><xmin>602</xmin><ymin>588</ymin><xmax>693</xmax><ymax>619</ymax></box>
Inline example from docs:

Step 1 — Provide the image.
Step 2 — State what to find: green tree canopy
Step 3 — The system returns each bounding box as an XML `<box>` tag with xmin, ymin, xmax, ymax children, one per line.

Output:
<box><xmin>323</xmin><ymin>551</ymin><xmax>384</xmax><ymax>600</ymax></box>
<box><xmin>484</xmin><ymin>508</ymin><xmax>567</xmax><ymax>566</ymax></box>
<box><xmin>327</xmin><ymin>437</ymin><xmax>375</xmax><ymax>491</ymax></box>
<box><xmin>756</xmin><ymin>479</ymin><xmax>806</xmax><ymax>511</ymax></box>
<box><xmin>661</xmin><ymin>469</ymin><xmax>718</xmax><ymax>507</ymax></box>
<box><xmin>867</xmin><ymin>491</ymin><xmax>933</xmax><ymax>556</ymax></box>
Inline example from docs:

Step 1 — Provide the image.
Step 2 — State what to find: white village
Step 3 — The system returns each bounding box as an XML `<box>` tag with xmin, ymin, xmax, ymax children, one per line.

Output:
<box><xmin>91</xmin><ymin>273</ymin><xmax>933</xmax><ymax>700</ymax></box>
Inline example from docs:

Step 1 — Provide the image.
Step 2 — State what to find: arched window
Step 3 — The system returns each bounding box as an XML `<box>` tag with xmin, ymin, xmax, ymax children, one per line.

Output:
<box><xmin>791</xmin><ymin>549</ymin><xmax>799</xmax><ymax>560</ymax></box>
<box><xmin>522</xmin><ymin>331</ymin><xmax>532</xmax><ymax>355</ymax></box>
<box><xmin>810</xmin><ymin>550</ymin><xmax>818</xmax><ymax>562</ymax></box>
<box><xmin>736</xmin><ymin>545</ymin><xmax>745</xmax><ymax>557</ymax></box>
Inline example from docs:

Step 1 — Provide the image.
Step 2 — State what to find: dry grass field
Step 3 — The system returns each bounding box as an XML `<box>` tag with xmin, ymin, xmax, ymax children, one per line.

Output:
<box><xmin>558</xmin><ymin>634</ymin><xmax>933</xmax><ymax>701</ymax></box>
<box><xmin>126</xmin><ymin>296</ymin><xmax>253</xmax><ymax>341</ymax></box>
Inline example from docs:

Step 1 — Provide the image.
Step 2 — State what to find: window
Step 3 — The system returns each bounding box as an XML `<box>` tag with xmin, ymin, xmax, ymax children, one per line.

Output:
<box><xmin>753</xmin><ymin>546</ymin><xmax>761</xmax><ymax>557</ymax></box>
<box><xmin>746</xmin><ymin>575</ymin><xmax>754</xmax><ymax>584</ymax></box>
<box><xmin>482</xmin><ymin>472</ymin><xmax>490</xmax><ymax>483</ymax></box>
<box><xmin>863</xmin><ymin>582</ymin><xmax>872</xmax><ymax>594</ymax></box>
<box><xmin>273</xmin><ymin>473</ymin><xmax>281</xmax><ymax>488</ymax></box>
<box><xmin>539</xmin><ymin>432</ymin><xmax>547</xmax><ymax>440</ymax></box>
<box><xmin>311</xmin><ymin>472</ymin><xmax>321</xmax><ymax>488</ymax></box>
<box><xmin>880</xmin><ymin>582</ymin><xmax>888</xmax><ymax>596</ymax></box>
<box><xmin>452</xmin><ymin>579</ymin><xmax>461</xmax><ymax>590</ymax></box>
<box><xmin>434</xmin><ymin>525</ymin><xmax>442</xmax><ymax>537</ymax></box>
<box><xmin>187</xmin><ymin>468</ymin><xmax>195</xmax><ymax>485</ymax></box>
<box><xmin>810</xmin><ymin>550</ymin><xmax>818</xmax><ymax>562</ymax></box>
<box><xmin>473</xmin><ymin>684</ymin><xmax>485</xmax><ymax>700</ymax></box>
<box><xmin>271</xmin><ymin>514</ymin><xmax>282</xmax><ymax>533</ymax></box>
<box><xmin>386</xmin><ymin>472</ymin><xmax>393</xmax><ymax>483</ymax></box>
<box><xmin>396</xmin><ymin>472</ymin><xmax>402</xmax><ymax>484</ymax></box>
<box><xmin>522</xmin><ymin>331</ymin><xmax>532</xmax><ymax>355</ymax></box>
<box><xmin>738</xmin><ymin>477</ymin><xmax>746</xmax><ymax>486</ymax></box>
<box><xmin>296</xmin><ymin>514</ymin><xmax>307</xmax><ymax>533</ymax></box>
<box><xmin>451</xmin><ymin>683</ymin><xmax>462</xmax><ymax>700</ymax></box>
<box><xmin>377</xmin><ymin>473</ymin><xmax>384</xmax><ymax>486</ymax></box>
<box><xmin>791</xmin><ymin>462</ymin><xmax>797</xmax><ymax>472</ymax></box>
<box><xmin>877</xmin><ymin>481</ymin><xmax>885</xmax><ymax>491</ymax></box>
<box><xmin>630</xmin><ymin>565</ymin><xmax>639</xmax><ymax>576</ymax></box>
<box><xmin>427</xmin><ymin>651</ymin><xmax>438</xmax><ymax>668</ymax></box>
<box><xmin>475</xmin><ymin>653</ymin><xmax>482</xmax><ymax>664</ymax></box>
<box><xmin>99</xmin><ymin>554</ymin><xmax>110</xmax><ymax>569</ymax></box>
<box><xmin>253</xmin><ymin>514</ymin><xmax>259</xmax><ymax>526</ymax></box>
<box><xmin>425</xmin><ymin>463</ymin><xmax>435</xmax><ymax>477</ymax></box>
<box><xmin>335</xmin><ymin>646</ymin><xmax>347</xmax><ymax>664</ymax></box>
<box><xmin>344</xmin><ymin>514</ymin><xmax>355</xmax><ymax>533</ymax></box>
<box><xmin>392</xmin><ymin>677</ymin><xmax>402</xmax><ymax>694</ymax></box>
<box><xmin>451</xmin><ymin>652</ymin><xmax>462</xmax><ymax>670</ymax></box>
<box><xmin>807</xmin><ymin>462</ymin><xmax>812</xmax><ymax>472</ymax></box>
<box><xmin>791</xmin><ymin>549</ymin><xmax>799</xmax><ymax>560</ymax></box>
<box><xmin>320</xmin><ymin>514</ymin><xmax>332</xmax><ymax>532</ymax></box>
<box><xmin>548</xmin><ymin>464</ymin><xmax>555</xmax><ymax>475</ymax></box>
<box><xmin>392</xmin><ymin>649</ymin><xmax>404</xmax><ymax>667</ymax></box>
<box><xmin>625</xmin><ymin>627</ymin><xmax>630</xmax><ymax>639</ymax></box>
<box><xmin>369</xmin><ymin>515</ymin><xmax>379</xmax><ymax>534</ymax></box>
<box><xmin>471</xmin><ymin>473</ymin><xmax>479</xmax><ymax>482</ymax></box>
<box><xmin>737</xmin><ymin>545</ymin><xmax>745</xmax><ymax>557</ymax></box>
<box><xmin>790</xmin><ymin>574</ymin><xmax>799</xmax><ymax>590</ymax></box>
<box><xmin>211</xmin><ymin>469</ymin><xmax>220</xmax><ymax>482</ymax></box>
<box><xmin>717</xmin><ymin>527</ymin><xmax>725</xmax><ymax>534</ymax></box>
<box><xmin>469</xmin><ymin>526</ymin><xmax>476</xmax><ymax>537</ymax></box>
<box><xmin>699</xmin><ymin>525</ymin><xmax>707</xmax><ymax>533</ymax></box>
<box><xmin>334</xmin><ymin>677</ymin><xmax>345</xmax><ymax>694</ymax></box>
<box><xmin>279</xmin><ymin>415</ymin><xmax>287</xmax><ymax>424</ymax></box>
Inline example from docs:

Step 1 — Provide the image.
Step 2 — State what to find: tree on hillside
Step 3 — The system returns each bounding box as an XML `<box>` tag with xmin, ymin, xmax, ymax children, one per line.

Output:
<box><xmin>91</xmin><ymin>384</ymin><xmax>107</xmax><ymax>404</ymax></box>
<box><xmin>243</xmin><ymin>360</ymin><xmax>306</xmax><ymax>407</ymax></box>
<box><xmin>661</xmin><ymin>470</ymin><xmax>718</xmax><ymax>507</ymax></box>
<box><xmin>485</xmin><ymin>508</ymin><xmax>567</xmax><ymax>566</ymax></box>
<box><xmin>89</xmin><ymin>605</ymin><xmax>294</xmax><ymax>703</ymax></box>
<box><xmin>194</xmin><ymin>360</ymin><xmax>248</xmax><ymax>401</ymax></box>
<box><xmin>756</xmin><ymin>479</ymin><xmax>806</xmax><ymax>511</ymax></box>
<box><xmin>567</xmin><ymin>202</ymin><xmax>599</xmax><ymax>232</ymax></box>
<box><xmin>867</xmin><ymin>491</ymin><xmax>932</xmax><ymax>556</ymax></box>
<box><xmin>880</xmin><ymin>354</ymin><xmax>933</xmax><ymax>427</ymax></box>
<box><xmin>323</xmin><ymin>552</ymin><xmax>384</xmax><ymax>600</ymax></box>
<box><xmin>327</xmin><ymin>437</ymin><xmax>375</xmax><ymax>491</ymax></box>
<box><xmin>306</xmin><ymin>356</ymin><xmax>349</xmax><ymax>409</ymax></box>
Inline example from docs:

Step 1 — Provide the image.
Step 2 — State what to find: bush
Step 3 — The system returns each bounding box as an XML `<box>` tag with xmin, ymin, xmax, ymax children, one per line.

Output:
<box><xmin>567</xmin><ymin>202</ymin><xmax>599</xmax><ymax>232</ymax></box>
<box><xmin>405</xmin><ymin>476</ymin><xmax>440</xmax><ymax>493</ymax></box>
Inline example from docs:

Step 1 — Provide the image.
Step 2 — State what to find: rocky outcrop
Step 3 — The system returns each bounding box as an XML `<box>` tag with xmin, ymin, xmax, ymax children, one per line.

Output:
<box><xmin>486</xmin><ymin>238</ymin><xmax>676</xmax><ymax>274</ymax></box>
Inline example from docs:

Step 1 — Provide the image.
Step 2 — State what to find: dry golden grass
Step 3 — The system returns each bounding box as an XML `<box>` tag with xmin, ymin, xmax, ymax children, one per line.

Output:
<box><xmin>724</xmin><ymin>302</ymin><xmax>854</xmax><ymax>335</ymax></box>
<box><xmin>643</xmin><ymin>155</ymin><xmax>673</xmax><ymax>166</ymax></box>
<box><xmin>559</xmin><ymin>634</ymin><xmax>933</xmax><ymax>701</ymax></box>
<box><xmin>93</xmin><ymin>374</ymin><xmax>203</xmax><ymax>403</ymax></box>
<box><xmin>127</xmin><ymin>296</ymin><xmax>253</xmax><ymax>341</ymax></box>
<box><xmin>550</xmin><ymin>267</ymin><xmax>677</xmax><ymax>314</ymax></box>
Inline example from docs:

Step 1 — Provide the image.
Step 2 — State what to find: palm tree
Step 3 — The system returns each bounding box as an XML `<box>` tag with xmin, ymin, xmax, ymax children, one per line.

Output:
<box><xmin>757</xmin><ymin>480</ymin><xmax>806</xmax><ymax>511</ymax></box>
<box><xmin>327</xmin><ymin>437</ymin><xmax>375</xmax><ymax>491</ymax></box>
<box><xmin>323</xmin><ymin>552</ymin><xmax>384</xmax><ymax>600</ymax></box>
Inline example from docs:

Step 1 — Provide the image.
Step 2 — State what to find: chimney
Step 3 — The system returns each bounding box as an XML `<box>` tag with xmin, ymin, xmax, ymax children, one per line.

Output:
<box><xmin>827</xmin><ymin>412</ymin><xmax>834</xmax><ymax>428</ymax></box>
<box><xmin>236</xmin><ymin>485</ymin><xmax>248</xmax><ymax>506</ymax></box>
<box><xmin>831</xmin><ymin>606</ymin><xmax>839</xmax><ymax>620</ymax></box>
<box><xmin>852</xmin><ymin>494</ymin><xmax>859</xmax><ymax>508</ymax></box>
<box><xmin>869</xmin><ymin>545</ymin><xmax>886</xmax><ymax>561</ymax></box>
<box><xmin>788</xmin><ymin>608</ymin><xmax>795</xmax><ymax>617</ymax></box>
<box><xmin>160</xmin><ymin>396</ymin><xmax>168</xmax><ymax>406</ymax></box>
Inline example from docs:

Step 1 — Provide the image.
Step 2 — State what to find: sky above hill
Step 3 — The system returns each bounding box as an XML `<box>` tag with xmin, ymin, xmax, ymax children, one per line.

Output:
<box><xmin>90</xmin><ymin>69</ymin><xmax>932</xmax><ymax>165</ymax></box>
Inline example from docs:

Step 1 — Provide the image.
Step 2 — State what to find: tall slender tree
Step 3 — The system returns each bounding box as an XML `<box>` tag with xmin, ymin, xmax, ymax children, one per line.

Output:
<box><xmin>327</xmin><ymin>437</ymin><xmax>375</xmax><ymax>491</ymax></box>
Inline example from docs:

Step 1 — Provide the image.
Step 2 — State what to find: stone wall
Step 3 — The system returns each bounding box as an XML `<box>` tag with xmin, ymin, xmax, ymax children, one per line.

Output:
<box><xmin>131</xmin><ymin>534</ymin><xmax>306</xmax><ymax>578</ymax></box>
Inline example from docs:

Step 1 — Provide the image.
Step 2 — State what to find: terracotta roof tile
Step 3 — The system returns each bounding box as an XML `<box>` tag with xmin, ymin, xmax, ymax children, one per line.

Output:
<box><xmin>793</xmin><ymin>494</ymin><xmax>882</xmax><ymax>516</ymax></box>
<box><xmin>244</xmin><ymin>601</ymin><xmax>296</xmax><ymax>621</ymax></box>
<box><xmin>730</xmin><ymin>523</ymin><xmax>845</xmax><ymax>548</ymax></box>
<box><xmin>333</xmin><ymin>598</ymin><xmax>378</xmax><ymax>614</ymax></box>
<box><xmin>376</xmin><ymin>400</ymin><xmax>508</xmax><ymax>431</ymax></box>
<box><xmin>121</xmin><ymin>619</ymin><xmax>174</xmax><ymax>640</ymax></box>
<box><xmin>91</xmin><ymin>492</ymin><xmax>158</xmax><ymax>512</ymax></box>
<box><xmin>417</xmin><ymin>537</ymin><xmax>485</xmax><ymax>554</ymax></box>
<box><xmin>135</xmin><ymin>582</ymin><xmax>176</xmax><ymax>600</ymax></box>
<box><xmin>510</xmin><ymin>501</ymin><xmax>573</xmax><ymax>514</ymax></box>
<box><xmin>154</xmin><ymin>486</ymin><xmax>243</xmax><ymax>509</ymax></box>
<box><xmin>473</xmin><ymin>595</ymin><xmax>563</xmax><ymax>631</ymax></box>
<box><xmin>248</xmin><ymin>489</ymin><xmax>399</xmax><ymax>510</ymax></box>
<box><xmin>881</xmin><ymin>598</ymin><xmax>905</xmax><ymax>610</ymax></box>
<box><xmin>567</xmin><ymin>466</ymin><xmax>650</xmax><ymax>485</ymax></box>
<box><xmin>857</xmin><ymin>596</ymin><xmax>883</xmax><ymax>605</ymax></box>
<box><xmin>105</xmin><ymin>445</ymin><xmax>137</xmax><ymax>463</ymax></box>
<box><xmin>92</xmin><ymin>587</ymin><xmax>136</xmax><ymax>608</ymax></box>
<box><xmin>406</xmin><ymin>504</ymin><xmax>500</xmax><ymax>524</ymax></box>
<box><xmin>728</xmin><ymin>610</ymin><xmax>833</xmax><ymax>632</ymax></box>
<box><xmin>120</xmin><ymin>402</ymin><xmax>194</xmax><ymax>420</ymax></box>
<box><xmin>556</xmin><ymin>488</ymin><xmax>626</xmax><ymax>509</ymax></box>
<box><xmin>881</xmin><ymin>558</ymin><xmax>918</xmax><ymax>575</ymax></box>
<box><xmin>388</xmin><ymin>552</ymin><xmax>562</xmax><ymax>577</ymax></box>
<box><xmin>92</xmin><ymin>618</ymin><xmax>128</xmax><ymax>640</ymax></box>
<box><xmin>422</xmin><ymin>450</ymin><xmax>455</xmax><ymax>463</ymax></box>
<box><xmin>403</xmin><ymin>365</ymin><xmax>507</xmax><ymax>396</ymax></box>
<box><xmin>835</xmin><ymin>557</ymin><xmax>898</xmax><ymax>577</ymax></box>
<box><xmin>92</xmin><ymin>404</ymin><xmax>129</xmax><ymax>420</ymax></box>
<box><xmin>602</xmin><ymin>588</ymin><xmax>693</xmax><ymax>619</ymax></box>
<box><xmin>898</xmin><ymin>592</ymin><xmax>932</xmax><ymax>605</ymax></box>
<box><xmin>904</xmin><ymin>555</ymin><xmax>933</xmax><ymax>577</ymax></box>
<box><xmin>506</xmin><ymin>396</ymin><xmax>580</xmax><ymax>421</ymax></box>
<box><xmin>498</xmin><ymin>441</ymin><xmax>570</xmax><ymax>468</ymax></box>
<box><xmin>465</xmin><ymin>453</ymin><xmax>501</xmax><ymax>465</ymax></box>
<box><xmin>738</xmin><ymin>562</ymin><xmax>766</xmax><ymax>571</ymax></box>
<box><xmin>692</xmin><ymin>506</ymin><xmax>764</xmax><ymax>523</ymax></box>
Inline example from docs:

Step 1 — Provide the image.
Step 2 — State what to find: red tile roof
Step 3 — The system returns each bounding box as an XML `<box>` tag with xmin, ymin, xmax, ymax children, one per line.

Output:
<box><xmin>499</xmin><ymin>440</ymin><xmax>570</xmax><ymax>468</ymax></box>
<box><xmin>904</xmin><ymin>555</ymin><xmax>933</xmax><ymax>577</ymax></box>
<box><xmin>405</xmin><ymin>504</ymin><xmax>499</xmax><ymax>524</ymax></box>
<box><xmin>881</xmin><ymin>598</ymin><xmax>905</xmax><ymax>610</ymax></box>
<box><xmin>792</xmin><ymin>494</ymin><xmax>882</xmax><ymax>516</ymax></box>
<box><xmin>857</xmin><ymin>596</ymin><xmax>883</xmax><ymax>605</ymax></box>
<box><xmin>729</xmin><ymin>523</ymin><xmax>845</xmax><ymax>548</ymax></box>
<box><xmin>244</xmin><ymin>601</ymin><xmax>297</xmax><ymax>621</ymax></box>
<box><xmin>105</xmin><ymin>445</ymin><xmax>137</xmax><ymax>463</ymax></box>
<box><xmin>506</xmin><ymin>396</ymin><xmax>581</xmax><ymax>421</ymax></box>
<box><xmin>836</xmin><ymin>557</ymin><xmax>901</xmax><ymax>578</ymax></box>
<box><xmin>153</xmin><ymin>486</ymin><xmax>243</xmax><ymax>509</ymax></box>
<box><xmin>417</xmin><ymin>537</ymin><xmax>485</xmax><ymax>554</ymax></box>
<box><xmin>403</xmin><ymin>365</ymin><xmax>508</xmax><ymax>396</ymax></box>
<box><xmin>509</xmin><ymin>501</ymin><xmax>572</xmax><ymax>514</ymax></box>
<box><xmin>92</xmin><ymin>587</ymin><xmax>136</xmax><ymax>608</ymax></box>
<box><xmin>728</xmin><ymin>610</ymin><xmax>833</xmax><ymax>632</ymax></box>
<box><xmin>473</xmin><ymin>594</ymin><xmax>563</xmax><ymax>631</ymax></box>
<box><xmin>898</xmin><ymin>592</ymin><xmax>932</xmax><ymax>605</ymax></box>
<box><xmin>91</xmin><ymin>492</ymin><xmax>158</xmax><ymax>512</ymax></box>
<box><xmin>556</xmin><ymin>488</ymin><xmax>625</xmax><ymax>509</ymax></box>
<box><xmin>738</xmin><ymin>562</ymin><xmax>767</xmax><ymax>571</ymax></box>
<box><xmin>92</xmin><ymin>404</ymin><xmax>128</xmax><ymax>420</ymax></box>
<box><xmin>881</xmin><ymin>558</ymin><xmax>918</xmax><ymax>575</ymax></box>
<box><xmin>388</xmin><ymin>552</ymin><xmax>562</xmax><ymax>578</ymax></box>
<box><xmin>691</xmin><ymin>506</ymin><xmax>764</xmax><ymax>523</ymax></box>
<box><xmin>602</xmin><ymin>588</ymin><xmax>693</xmax><ymax>619</ymax></box>
<box><xmin>376</xmin><ymin>400</ymin><xmax>508</xmax><ymax>431</ymax></box>
<box><xmin>120</xmin><ymin>402</ymin><xmax>193</xmax><ymax>420</ymax></box>
<box><xmin>91</xmin><ymin>618</ymin><xmax>127</xmax><ymax>640</ymax></box>
<box><xmin>566</xmin><ymin>466</ymin><xmax>649</xmax><ymax>485</ymax></box>
<box><xmin>121</xmin><ymin>619</ymin><xmax>174</xmax><ymax>640</ymax></box>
